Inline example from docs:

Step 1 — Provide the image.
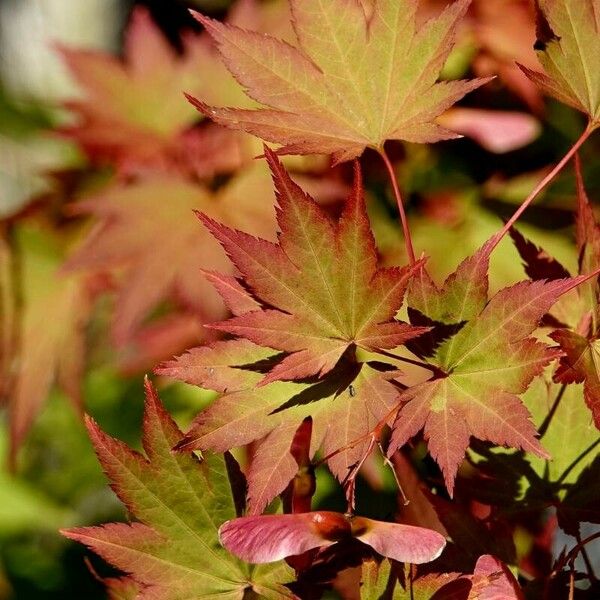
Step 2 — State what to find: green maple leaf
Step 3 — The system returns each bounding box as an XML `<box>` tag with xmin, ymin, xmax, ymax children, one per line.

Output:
<box><xmin>525</xmin><ymin>378</ymin><xmax>598</xmax><ymax>485</ymax></box>
<box><xmin>519</xmin><ymin>0</ymin><xmax>600</xmax><ymax>127</ymax></box>
<box><xmin>187</xmin><ymin>0</ymin><xmax>489</xmax><ymax>162</ymax></box>
<box><xmin>509</xmin><ymin>161</ymin><xmax>600</xmax><ymax>430</ymax></box>
<box><xmin>62</xmin><ymin>380</ymin><xmax>296</xmax><ymax>600</ymax></box>
<box><xmin>390</xmin><ymin>240</ymin><xmax>591</xmax><ymax>494</ymax></box>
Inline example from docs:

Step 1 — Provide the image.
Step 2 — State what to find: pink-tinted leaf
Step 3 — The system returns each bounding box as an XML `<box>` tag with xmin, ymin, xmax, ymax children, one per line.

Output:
<box><xmin>219</xmin><ymin>512</ymin><xmax>347</xmax><ymax>563</ymax></box>
<box><xmin>437</xmin><ymin>108</ymin><xmax>540</xmax><ymax>153</ymax></box>
<box><xmin>469</xmin><ymin>555</ymin><xmax>524</xmax><ymax>599</ymax></box>
<box><xmin>352</xmin><ymin>517</ymin><xmax>446</xmax><ymax>565</ymax></box>
<box><xmin>219</xmin><ymin>511</ymin><xmax>446</xmax><ymax>565</ymax></box>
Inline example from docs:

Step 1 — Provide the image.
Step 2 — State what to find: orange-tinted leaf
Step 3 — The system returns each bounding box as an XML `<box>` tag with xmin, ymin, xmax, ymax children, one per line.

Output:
<box><xmin>65</xmin><ymin>166</ymin><xmax>276</xmax><ymax>345</ymax></box>
<box><xmin>199</xmin><ymin>148</ymin><xmax>427</xmax><ymax>384</ymax></box>
<box><xmin>58</xmin><ymin>6</ymin><xmax>250</xmax><ymax>169</ymax></box>
<box><xmin>394</xmin><ymin>250</ymin><xmax>593</xmax><ymax>494</ymax></box>
<box><xmin>469</xmin><ymin>0</ymin><xmax>541</xmax><ymax>110</ymax></box>
<box><xmin>190</xmin><ymin>0</ymin><xmax>490</xmax><ymax>161</ymax></box>
<box><xmin>159</xmin><ymin>155</ymin><xmax>426</xmax><ymax>506</ymax></box>
<box><xmin>9</xmin><ymin>226</ymin><xmax>93</xmax><ymax>459</ymax></box>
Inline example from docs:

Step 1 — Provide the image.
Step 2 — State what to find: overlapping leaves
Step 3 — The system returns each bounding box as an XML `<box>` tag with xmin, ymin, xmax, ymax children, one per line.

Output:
<box><xmin>510</xmin><ymin>161</ymin><xmax>600</xmax><ymax>429</ymax></box>
<box><xmin>58</xmin><ymin>6</ymin><xmax>250</xmax><ymax>169</ymax></box>
<box><xmin>390</xmin><ymin>237</ymin><xmax>590</xmax><ymax>494</ymax></box>
<box><xmin>158</xmin><ymin>149</ymin><xmax>426</xmax><ymax>510</ymax></box>
<box><xmin>64</xmin><ymin>167</ymin><xmax>276</xmax><ymax>346</ymax></box>
<box><xmin>361</xmin><ymin>555</ymin><xmax>523</xmax><ymax>599</ymax></box>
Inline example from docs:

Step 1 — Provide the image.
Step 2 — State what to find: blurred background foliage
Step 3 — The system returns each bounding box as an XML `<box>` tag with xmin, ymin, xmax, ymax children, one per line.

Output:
<box><xmin>0</xmin><ymin>0</ymin><xmax>598</xmax><ymax>598</ymax></box>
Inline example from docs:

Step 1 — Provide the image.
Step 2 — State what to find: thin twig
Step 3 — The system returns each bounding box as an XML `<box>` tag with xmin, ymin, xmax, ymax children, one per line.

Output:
<box><xmin>378</xmin><ymin>147</ymin><xmax>416</xmax><ymax>264</ymax></box>
<box><xmin>576</xmin><ymin>530</ymin><xmax>598</xmax><ymax>582</ymax></box>
<box><xmin>342</xmin><ymin>435</ymin><xmax>376</xmax><ymax>514</ymax></box>
<box><xmin>380</xmin><ymin>446</ymin><xmax>410</xmax><ymax>506</ymax></box>
<box><xmin>552</xmin><ymin>531</ymin><xmax>600</xmax><ymax>576</ymax></box>
<box><xmin>568</xmin><ymin>569</ymin><xmax>575</xmax><ymax>600</ymax></box>
<box><xmin>492</xmin><ymin>125</ymin><xmax>593</xmax><ymax>249</ymax></box>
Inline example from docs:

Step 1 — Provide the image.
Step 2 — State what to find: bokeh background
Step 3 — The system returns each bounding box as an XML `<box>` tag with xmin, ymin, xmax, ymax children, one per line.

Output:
<box><xmin>0</xmin><ymin>0</ymin><xmax>598</xmax><ymax>598</ymax></box>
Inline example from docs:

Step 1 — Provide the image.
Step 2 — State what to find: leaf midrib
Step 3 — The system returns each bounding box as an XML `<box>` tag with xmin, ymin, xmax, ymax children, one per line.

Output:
<box><xmin>103</xmin><ymin>440</ymin><xmax>242</xmax><ymax>579</ymax></box>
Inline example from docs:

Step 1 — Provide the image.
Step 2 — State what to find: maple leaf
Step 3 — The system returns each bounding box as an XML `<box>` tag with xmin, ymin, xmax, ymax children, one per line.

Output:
<box><xmin>64</xmin><ymin>166</ymin><xmax>276</xmax><ymax>345</ymax></box>
<box><xmin>390</xmin><ymin>238</ymin><xmax>593</xmax><ymax>495</ymax></box>
<box><xmin>510</xmin><ymin>161</ymin><xmax>600</xmax><ymax>429</ymax></box>
<box><xmin>7</xmin><ymin>225</ymin><xmax>93</xmax><ymax>461</ymax></box>
<box><xmin>199</xmin><ymin>149</ymin><xmax>427</xmax><ymax>384</ymax></box>
<box><xmin>62</xmin><ymin>379</ymin><xmax>296</xmax><ymax>600</ymax></box>
<box><xmin>157</xmin><ymin>151</ymin><xmax>426</xmax><ymax>509</ymax></box>
<box><xmin>525</xmin><ymin>378</ymin><xmax>598</xmax><ymax>485</ymax></box>
<box><xmin>58</xmin><ymin>6</ymin><xmax>250</xmax><ymax>169</ymax></box>
<box><xmin>187</xmin><ymin>0</ymin><xmax>490</xmax><ymax>162</ymax></box>
<box><xmin>551</xmin><ymin>330</ymin><xmax>600</xmax><ymax>429</ymax></box>
<box><xmin>518</xmin><ymin>0</ymin><xmax>600</xmax><ymax>128</ymax></box>
<box><xmin>361</xmin><ymin>554</ymin><xmax>523</xmax><ymax>599</ymax></box>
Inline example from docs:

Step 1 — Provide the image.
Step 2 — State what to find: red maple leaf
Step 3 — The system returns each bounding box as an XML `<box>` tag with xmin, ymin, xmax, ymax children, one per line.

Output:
<box><xmin>157</xmin><ymin>148</ymin><xmax>427</xmax><ymax>511</ymax></box>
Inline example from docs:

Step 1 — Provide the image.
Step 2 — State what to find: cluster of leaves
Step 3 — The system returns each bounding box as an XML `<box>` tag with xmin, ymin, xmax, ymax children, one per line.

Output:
<box><xmin>1</xmin><ymin>0</ymin><xmax>600</xmax><ymax>598</ymax></box>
